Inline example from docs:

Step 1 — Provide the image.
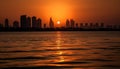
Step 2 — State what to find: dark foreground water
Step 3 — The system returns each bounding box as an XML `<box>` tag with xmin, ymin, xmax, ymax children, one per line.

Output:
<box><xmin>0</xmin><ymin>31</ymin><xmax>120</xmax><ymax>69</ymax></box>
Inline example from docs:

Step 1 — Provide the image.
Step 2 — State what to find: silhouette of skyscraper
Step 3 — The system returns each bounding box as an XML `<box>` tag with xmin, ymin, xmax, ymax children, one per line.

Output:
<box><xmin>20</xmin><ymin>15</ymin><xmax>27</xmax><ymax>28</ymax></box>
<box><xmin>13</xmin><ymin>21</ymin><xmax>19</xmax><ymax>28</ymax></box>
<box><xmin>66</xmin><ymin>19</ymin><xmax>70</xmax><ymax>28</ymax></box>
<box><xmin>70</xmin><ymin>19</ymin><xmax>75</xmax><ymax>28</ymax></box>
<box><xmin>37</xmin><ymin>18</ymin><xmax>42</xmax><ymax>28</ymax></box>
<box><xmin>49</xmin><ymin>17</ymin><xmax>54</xmax><ymax>28</ymax></box>
<box><xmin>44</xmin><ymin>24</ymin><xmax>46</xmax><ymax>29</ymax></box>
<box><xmin>27</xmin><ymin>17</ymin><xmax>31</xmax><ymax>28</ymax></box>
<box><xmin>32</xmin><ymin>16</ymin><xmax>37</xmax><ymax>28</ymax></box>
<box><xmin>76</xmin><ymin>23</ymin><xmax>79</xmax><ymax>28</ymax></box>
<box><xmin>5</xmin><ymin>18</ymin><xmax>9</xmax><ymax>28</ymax></box>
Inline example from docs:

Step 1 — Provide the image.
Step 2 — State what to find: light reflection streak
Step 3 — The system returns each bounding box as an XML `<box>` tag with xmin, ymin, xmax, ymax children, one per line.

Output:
<box><xmin>56</xmin><ymin>32</ymin><xmax>65</xmax><ymax>63</ymax></box>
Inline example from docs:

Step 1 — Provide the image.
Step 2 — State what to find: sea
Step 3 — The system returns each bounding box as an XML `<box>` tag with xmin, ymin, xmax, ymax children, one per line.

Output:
<box><xmin>0</xmin><ymin>31</ymin><xmax>120</xmax><ymax>69</ymax></box>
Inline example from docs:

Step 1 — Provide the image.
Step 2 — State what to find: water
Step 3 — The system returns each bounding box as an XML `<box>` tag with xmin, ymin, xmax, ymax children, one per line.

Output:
<box><xmin>0</xmin><ymin>31</ymin><xmax>120</xmax><ymax>69</ymax></box>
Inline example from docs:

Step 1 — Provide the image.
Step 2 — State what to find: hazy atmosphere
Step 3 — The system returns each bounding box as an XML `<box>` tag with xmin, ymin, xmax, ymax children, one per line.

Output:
<box><xmin>0</xmin><ymin>0</ymin><xmax>120</xmax><ymax>69</ymax></box>
<box><xmin>0</xmin><ymin>0</ymin><xmax>120</xmax><ymax>25</ymax></box>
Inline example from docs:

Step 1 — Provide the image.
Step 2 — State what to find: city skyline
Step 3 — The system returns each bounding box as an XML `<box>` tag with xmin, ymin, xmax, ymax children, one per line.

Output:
<box><xmin>0</xmin><ymin>14</ymin><xmax>120</xmax><ymax>31</ymax></box>
<box><xmin>0</xmin><ymin>15</ymin><xmax>113</xmax><ymax>28</ymax></box>
<box><xmin>0</xmin><ymin>0</ymin><xmax>120</xmax><ymax>26</ymax></box>
<box><xmin>0</xmin><ymin>14</ymin><xmax>120</xmax><ymax>28</ymax></box>
<box><xmin>0</xmin><ymin>0</ymin><xmax>120</xmax><ymax>68</ymax></box>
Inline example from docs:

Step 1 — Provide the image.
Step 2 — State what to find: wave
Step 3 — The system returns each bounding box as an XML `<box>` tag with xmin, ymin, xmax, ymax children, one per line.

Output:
<box><xmin>0</xmin><ymin>56</ymin><xmax>49</xmax><ymax>60</ymax></box>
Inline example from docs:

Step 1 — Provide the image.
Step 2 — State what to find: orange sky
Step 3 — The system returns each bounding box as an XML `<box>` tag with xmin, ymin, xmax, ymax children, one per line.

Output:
<box><xmin>0</xmin><ymin>0</ymin><xmax>120</xmax><ymax>26</ymax></box>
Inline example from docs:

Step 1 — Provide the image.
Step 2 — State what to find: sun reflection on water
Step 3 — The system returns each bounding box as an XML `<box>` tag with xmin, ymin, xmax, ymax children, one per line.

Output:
<box><xmin>0</xmin><ymin>32</ymin><xmax>120</xmax><ymax>68</ymax></box>
<box><xmin>56</xmin><ymin>32</ymin><xmax>65</xmax><ymax>63</ymax></box>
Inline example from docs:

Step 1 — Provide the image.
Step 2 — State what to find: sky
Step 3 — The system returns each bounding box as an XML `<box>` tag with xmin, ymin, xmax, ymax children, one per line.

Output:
<box><xmin>0</xmin><ymin>0</ymin><xmax>120</xmax><ymax>26</ymax></box>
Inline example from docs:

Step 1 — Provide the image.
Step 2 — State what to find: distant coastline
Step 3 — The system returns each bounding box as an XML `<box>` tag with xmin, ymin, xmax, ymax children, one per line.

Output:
<box><xmin>0</xmin><ymin>28</ymin><xmax>120</xmax><ymax>32</ymax></box>
<box><xmin>0</xmin><ymin>15</ymin><xmax>120</xmax><ymax>32</ymax></box>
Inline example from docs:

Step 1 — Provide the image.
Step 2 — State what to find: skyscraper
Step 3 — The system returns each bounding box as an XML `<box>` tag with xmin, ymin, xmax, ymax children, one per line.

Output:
<box><xmin>70</xmin><ymin>19</ymin><xmax>75</xmax><ymax>28</ymax></box>
<box><xmin>49</xmin><ymin>17</ymin><xmax>54</xmax><ymax>28</ymax></box>
<box><xmin>37</xmin><ymin>18</ymin><xmax>42</xmax><ymax>28</ymax></box>
<box><xmin>44</xmin><ymin>24</ymin><xmax>46</xmax><ymax>29</ymax></box>
<box><xmin>20</xmin><ymin>15</ymin><xmax>27</xmax><ymax>28</ymax></box>
<box><xmin>66</xmin><ymin>19</ymin><xmax>70</xmax><ymax>28</ymax></box>
<box><xmin>5</xmin><ymin>18</ymin><xmax>9</xmax><ymax>28</ymax></box>
<box><xmin>13</xmin><ymin>21</ymin><xmax>19</xmax><ymax>28</ymax></box>
<box><xmin>76</xmin><ymin>23</ymin><xmax>79</xmax><ymax>28</ymax></box>
<box><xmin>32</xmin><ymin>16</ymin><xmax>37</xmax><ymax>28</ymax></box>
<box><xmin>27</xmin><ymin>17</ymin><xmax>31</xmax><ymax>28</ymax></box>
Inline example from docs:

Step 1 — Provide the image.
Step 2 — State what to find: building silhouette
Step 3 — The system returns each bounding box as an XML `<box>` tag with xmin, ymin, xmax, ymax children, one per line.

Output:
<box><xmin>0</xmin><ymin>14</ymin><xmax>120</xmax><ymax>31</ymax></box>
<box><xmin>13</xmin><ymin>21</ymin><xmax>19</xmax><ymax>28</ymax></box>
<box><xmin>27</xmin><ymin>16</ymin><xmax>31</xmax><ymax>28</ymax></box>
<box><xmin>70</xmin><ymin>19</ymin><xmax>75</xmax><ymax>28</ymax></box>
<box><xmin>44</xmin><ymin>24</ymin><xmax>46</xmax><ymax>29</ymax></box>
<box><xmin>76</xmin><ymin>23</ymin><xmax>79</xmax><ymax>28</ymax></box>
<box><xmin>32</xmin><ymin>16</ymin><xmax>37</xmax><ymax>28</ymax></box>
<box><xmin>49</xmin><ymin>17</ymin><xmax>54</xmax><ymax>28</ymax></box>
<box><xmin>20</xmin><ymin>15</ymin><xmax>27</xmax><ymax>28</ymax></box>
<box><xmin>80</xmin><ymin>23</ymin><xmax>84</xmax><ymax>28</ymax></box>
<box><xmin>37</xmin><ymin>18</ymin><xmax>42</xmax><ymax>28</ymax></box>
<box><xmin>5</xmin><ymin>18</ymin><xmax>9</xmax><ymax>28</ymax></box>
<box><xmin>66</xmin><ymin>19</ymin><xmax>70</xmax><ymax>28</ymax></box>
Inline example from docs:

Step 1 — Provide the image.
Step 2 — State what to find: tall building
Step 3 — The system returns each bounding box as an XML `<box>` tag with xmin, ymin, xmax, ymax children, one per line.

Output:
<box><xmin>32</xmin><ymin>16</ymin><xmax>37</xmax><ymax>28</ymax></box>
<box><xmin>20</xmin><ymin>15</ymin><xmax>27</xmax><ymax>28</ymax></box>
<box><xmin>13</xmin><ymin>21</ymin><xmax>19</xmax><ymax>28</ymax></box>
<box><xmin>76</xmin><ymin>23</ymin><xmax>79</xmax><ymax>28</ymax></box>
<box><xmin>66</xmin><ymin>19</ymin><xmax>70</xmax><ymax>28</ymax></box>
<box><xmin>44</xmin><ymin>24</ymin><xmax>46</xmax><ymax>29</ymax></box>
<box><xmin>27</xmin><ymin>17</ymin><xmax>31</xmax><ymax>28</ymax></box>
<box><xmin>37</xmin><ymin>18</ymin><xmax>42</xmax><ymax>28</ymax></box>
<box><xmin>70</xmin><ymin>19</ymin><xmax>75</xmax><ymax>28</ymax></box>
<box><xmin>5</xmin><ymin>18</ymin><xmax>9</xmax><ymax>28</ymax></box>
<box><xmin>49</xmin><ymin>17</ymin><xmax>54</xmax><ymax>28</ymax></box>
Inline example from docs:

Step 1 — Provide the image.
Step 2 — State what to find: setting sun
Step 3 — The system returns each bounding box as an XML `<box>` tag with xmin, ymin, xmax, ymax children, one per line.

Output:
<box><xmin>42</xmin><ymin>1</ymin><xmax>74</xmax><ymax>25</ymax></box>
<box><xmin>57</xmin><ymin>21</ymin><xmax>61</xmax><ymax>24</ymax></box>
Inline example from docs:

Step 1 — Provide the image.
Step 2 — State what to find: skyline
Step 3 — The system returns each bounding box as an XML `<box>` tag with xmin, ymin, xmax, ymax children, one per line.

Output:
<box><xmin>0</xmin><ymin>0</ymin><xmax>120</xmax><ymax>68</ymax></box>
<box><xmin>0</xmin><ymin>0</ymin><xmax>120</xmax><ymax>26</ymax></box>
<box><xmin>0</xmin><ymin>15</ymin><xmax>120</xmax><ymax>31</ymax></box>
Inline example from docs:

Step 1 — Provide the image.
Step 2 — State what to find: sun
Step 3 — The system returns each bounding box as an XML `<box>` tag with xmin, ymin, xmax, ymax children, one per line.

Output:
<box><xmin>57</xmin><ymin>21</ymin><xmax>61</xmax><ymax>24</ymax></box>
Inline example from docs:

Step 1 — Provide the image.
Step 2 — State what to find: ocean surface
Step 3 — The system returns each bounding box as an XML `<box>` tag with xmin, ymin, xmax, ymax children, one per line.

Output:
<box><xmin>0</xmin><ymin>31</ymin><xmax>120</xmax><ymax>69</ymax></box>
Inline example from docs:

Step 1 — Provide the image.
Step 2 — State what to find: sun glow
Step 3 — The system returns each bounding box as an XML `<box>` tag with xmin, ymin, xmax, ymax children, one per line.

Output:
<box><xmin>43</xmin><ymin>1</ymin><xmax>73</xmax><ymax>26</ymax></box>
<box><xmin>57</xmin><ymin>21</ymin><xmax>60</xmax><ymax>24</ymax></box>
